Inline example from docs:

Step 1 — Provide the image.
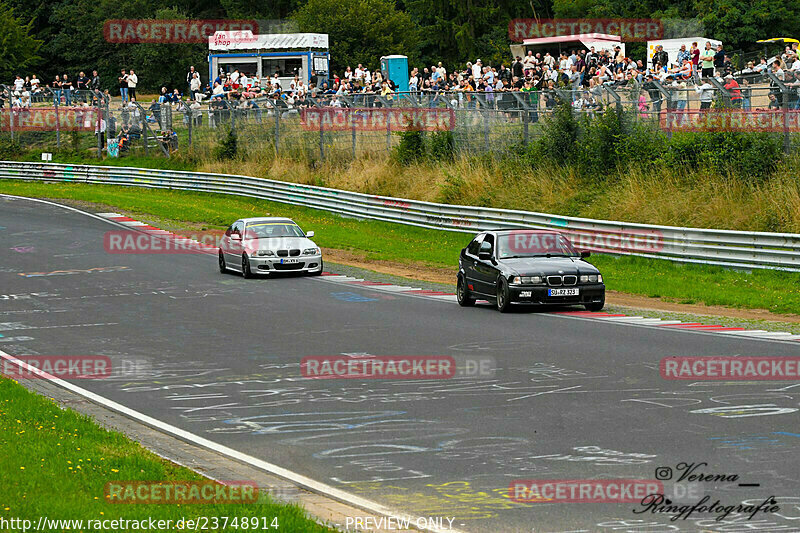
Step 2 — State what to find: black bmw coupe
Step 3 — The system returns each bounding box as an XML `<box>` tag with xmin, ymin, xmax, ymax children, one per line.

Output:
<box><xmin>457</xmin><ymin>229</ymin><xmax>605</xmax><ymax>312</ymax></box>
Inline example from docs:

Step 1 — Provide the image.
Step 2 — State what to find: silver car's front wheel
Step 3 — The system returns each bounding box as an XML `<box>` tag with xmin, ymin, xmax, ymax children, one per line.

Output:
<box><xmin>218</xmin><ymin>250</ymin><xmax>227</xmax><ymax>273</ymax></box>
<box><xmin>241</xmin><ymin>254</ymin><xmax>253</xmax><ymax>279</ymax></box>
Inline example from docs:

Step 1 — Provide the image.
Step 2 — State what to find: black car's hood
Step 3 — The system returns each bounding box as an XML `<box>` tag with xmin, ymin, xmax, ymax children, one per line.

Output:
<box><xmin>500</xmin><ymin>256</ymin><xmax>600</xmax><ymax>276</ymax></box>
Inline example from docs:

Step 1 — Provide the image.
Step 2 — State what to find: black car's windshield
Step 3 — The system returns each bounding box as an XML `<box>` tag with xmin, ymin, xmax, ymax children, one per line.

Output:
<box><xmin>244</xmin><ymin>223</ymin><xmax>304</xmax><ymax>239</ymax></box>
<box><xmin>497</xmin><ymin>231</ymin><xmax>578</xmax><ymax>259</ymax></box>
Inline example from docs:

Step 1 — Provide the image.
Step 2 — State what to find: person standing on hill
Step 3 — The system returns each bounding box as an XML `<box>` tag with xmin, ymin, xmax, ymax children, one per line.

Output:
<box><xmin>118</xmin><ymin>69</ymin><xmax>129</xmax><ymax>103</ymax></box>
<box><xmin>127</xmin><ymin>69</ymin><xmax>138</xmax><ymax>101</ymax></box>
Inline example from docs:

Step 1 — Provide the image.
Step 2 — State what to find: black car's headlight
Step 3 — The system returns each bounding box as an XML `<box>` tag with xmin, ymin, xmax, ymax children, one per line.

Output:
<box><xmin>303</xmin><ymin>247</ymin><xmax>320</xmax><ymax>255</ymax></box>
<box><xmin>511</xmin><ymin>275</ymin><xmax>544</xmax><ymax>284</ymax></box>
<box><xmin>580</xmin><ymin>274</ymin><xmax>602</xmax><ymax>283</ymax></box>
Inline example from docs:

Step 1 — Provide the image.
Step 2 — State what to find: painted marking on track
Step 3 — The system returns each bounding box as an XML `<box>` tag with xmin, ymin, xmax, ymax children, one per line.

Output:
<box><xmin>331</xmin><ymin>292</ymin><xmax>378</xmax><ymax>302</ymax></box>
<box><xmin>5</xmin><ymin>195</ymin><xmax>800</xmax><ymax>346</ymax></box>
<box><xmin>0</xmin><ymin>347</ymin><xmax>466</xmax><ymax>533</ymax></box>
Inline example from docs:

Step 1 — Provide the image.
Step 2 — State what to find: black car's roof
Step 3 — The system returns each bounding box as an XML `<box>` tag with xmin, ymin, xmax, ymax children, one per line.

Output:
<box><xmin>489</xmin><ymin>229</ymin><xmax>561</xmax><ymax>235</ymax></box>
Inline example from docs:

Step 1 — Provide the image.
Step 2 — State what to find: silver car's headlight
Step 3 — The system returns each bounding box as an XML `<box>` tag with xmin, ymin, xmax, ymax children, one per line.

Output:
<box><xmin>303</xmin><ymin>247</ymin><xmax>320</xmax><ymax>255</ymax></box>
<box><xmin>257</xmin><ymin>250</ymin><xmax>275</xmax><ymax>256</ymax></box>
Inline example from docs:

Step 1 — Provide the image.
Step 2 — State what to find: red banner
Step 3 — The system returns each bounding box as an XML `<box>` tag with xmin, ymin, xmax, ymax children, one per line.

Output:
<box><xmin>300</xmin><ymin>108</ymin><xmax>456</xmax><ymax>132</ymax></box>
<box><xmin>0</xmin><ymin>107</ymin><xmax>101</xmax><ymax>131</ymax></box>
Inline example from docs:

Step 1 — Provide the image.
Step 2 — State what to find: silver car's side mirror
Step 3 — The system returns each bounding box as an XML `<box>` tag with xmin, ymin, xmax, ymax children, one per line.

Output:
<box><xmin>230</xmin><ymin>233</ymin><xmax>241</xmax><ymax>241</ymax></box>
<box><xmin>306</xmin><ymin>231</ymin><xmax>315</xmax><ymax>238</ymax></box>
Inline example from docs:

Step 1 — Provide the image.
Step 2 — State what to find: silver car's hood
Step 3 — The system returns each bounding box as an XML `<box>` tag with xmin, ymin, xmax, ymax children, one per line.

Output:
<box><xmin>245</xmin><ymin>237</ymin><xmax>318</xmax><ymax>251</ymax></box>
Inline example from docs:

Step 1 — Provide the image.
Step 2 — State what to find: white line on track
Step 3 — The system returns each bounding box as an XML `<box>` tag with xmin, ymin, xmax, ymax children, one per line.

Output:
<box><xmin>0</xmin><ymin>348</ymin><xmax>465</xmax><ymax>533</ymax></box>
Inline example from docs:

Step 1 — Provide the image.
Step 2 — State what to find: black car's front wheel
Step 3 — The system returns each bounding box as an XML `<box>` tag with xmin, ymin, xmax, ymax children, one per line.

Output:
<box><xmin>241</xmin><ymin>253</ymin><xmax>253</xmax><ymax>279</ymax></box>
<box><xmin>585</xmin><ymin>295</ymin><xmax>605</xmax><ymax>312</ymax></box>
<box><xmin>457</xmin><ymin>275</ymin><xmax>475</xmax><ymax>307</ymax></box>
<box><xmin>496</xmin><ymin>277</ymin><xmax>511</xmax><ymax>313</ymax></box>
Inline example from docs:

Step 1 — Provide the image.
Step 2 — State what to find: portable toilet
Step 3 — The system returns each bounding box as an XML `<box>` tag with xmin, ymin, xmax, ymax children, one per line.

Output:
<box><xmin>381</xmin><ymin>55</ymin><xmax>409</xmax><ymax>92</ymax></box>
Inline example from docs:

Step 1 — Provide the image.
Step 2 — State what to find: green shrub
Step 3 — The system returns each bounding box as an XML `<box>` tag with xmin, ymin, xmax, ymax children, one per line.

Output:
<box><xmin>213</xmin><ymin>128</ymin><xmax>238</xmax><ymax>161</ymax></box>
<box><xmin>428</xmin><ymin>130</ymin><xmax>455</xmax><ymax>161</ymax></box>
<box><xmin>393</xmin><ymin>130</ymin><xmax>425</xmax><ymax>165</ymax></box>
<box><xmin>536</xmin><ymin>101</ymin><xmax>578</xmax><ymax>162</ymax></box>
<box><xmin>0</xmin><ymin>138</ymin><xmax>24</xmax><ymax>159</ymax></box>
<box><xmin>664</xmin><ymin>131</ymin><xmax>782</xmax><ymax>179</ymax></box>
<box><xmin>438</xmin><ymin>170</ymin><xmax>465</xmax><ymax>203</ymax></box>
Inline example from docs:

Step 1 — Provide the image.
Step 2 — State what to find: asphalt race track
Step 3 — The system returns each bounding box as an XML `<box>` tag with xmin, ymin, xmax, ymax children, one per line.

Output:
<box><xmin>3</xmin><ymin>195</ymin><xmax>800</xmax><ymax>533</ymax></box>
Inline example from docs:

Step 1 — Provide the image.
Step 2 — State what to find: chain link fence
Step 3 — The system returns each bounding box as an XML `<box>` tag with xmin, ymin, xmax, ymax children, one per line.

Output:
<box><xmin>1</xmin><ymin>71</ymin><xmax>798</xmax><ymax>160</ymax></box>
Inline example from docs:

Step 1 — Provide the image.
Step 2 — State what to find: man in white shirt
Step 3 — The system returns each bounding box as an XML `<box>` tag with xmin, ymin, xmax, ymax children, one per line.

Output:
<box><xmin>13</xmin><ymin>75</ymin><xmax>24</xmax><ymax>94</ymax></box>
<box><xmin>354</xmin><ymin>64</ymin><xmax>365</xmax><ymax>80</ymax></box>
<box><xmin>437</xmin><ymin>62</ymin><xmax>446</xmax><ymax>80</ymax></box>
<box><xmin>127</xmin><ymin>69</ymin><xmax>138</xmax><ymax>100</ymax></box>
<box><xmin>472</xmin><ymin>60</ymin><xmax>482</xmax><ymax>80</ymax></box>
<box><xmin>789</xmin><ymin>53</ymin><xmax>800</xmax><ymax>71</ymax></box>
<box><xmin>363</xmin><ymin>68</ymin><xmax>371</xmax><ymax>84</ymax></box>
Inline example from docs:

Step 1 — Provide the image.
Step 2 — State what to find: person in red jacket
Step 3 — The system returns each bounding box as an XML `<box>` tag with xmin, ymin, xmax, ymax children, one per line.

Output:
<box><xmin>723</xmin><ymin>74</ymin><xmax>742</xmax><ymax>108</ymax></box>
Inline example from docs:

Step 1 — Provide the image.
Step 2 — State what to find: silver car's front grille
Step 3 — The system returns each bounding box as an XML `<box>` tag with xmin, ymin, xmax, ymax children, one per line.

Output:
<box><xmin>547</xmin><ymin>276</ymin><xmax>562</xmax><ymax>286</ymax></box>
<box><xmin>276</xmin><ymin>249</ymin><xmax>301</xmax><ymax>257</ymax></box>
<box><xmin>563</xmin><ymin>275</ymin><xmax>577</xmax><ymax>286</ymax></box>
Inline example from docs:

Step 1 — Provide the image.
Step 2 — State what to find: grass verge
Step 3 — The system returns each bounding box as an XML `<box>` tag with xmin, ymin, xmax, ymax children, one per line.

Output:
<box><xmin>1</xmin><ymin>179</ymin><xmax>799</xmax><ymax>315</ymax></box>
<box><xmin>0</xmin><ymin>376</ymin><xmax>335</xmax><ymax>531</ymax></box>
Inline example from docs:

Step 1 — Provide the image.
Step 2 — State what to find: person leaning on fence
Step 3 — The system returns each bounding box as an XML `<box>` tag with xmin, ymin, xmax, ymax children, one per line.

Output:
<box><xmin>695</xmin><ymin>77</ymin><xmax>714</xmax><ymax>110</ymax></box>
<box><xmin>723</xmin><ymin>74</ymin><xmax>742</xmax><ymax>108</ymax></box>
<box><xmin>61</xmin><ymin>74</ymin><xmax>74</xmax><ymax>106</ymax></box>
<box><xmin>700</xmin><ymin>44</ymin><xmax>715</xmax><ymax>77</ymax></box>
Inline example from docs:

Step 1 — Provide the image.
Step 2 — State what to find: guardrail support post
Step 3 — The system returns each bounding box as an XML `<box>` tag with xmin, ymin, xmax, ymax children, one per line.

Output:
<box><xmin>483</xmin><ymin>111</ymin><xmax>490</xmax><ymax>152</ymax></box>
<box><xmin>319</xmin><ymin>112</ymin><xmax>325</xmax><ymax>161</ymax></box>
<box><xmin>767</xmin><ymin>72</ymin><xmax>792</xmax><ymax>154</ymax></box>
<box><xmin>351</xmin><ymin>115</ymin><xmax>357</xmax><ymax>159</ymax></box>
<box><xmin>274</xmin><ymin>109</ymin><xmax>280</xmax><ymax>156</ymax></box>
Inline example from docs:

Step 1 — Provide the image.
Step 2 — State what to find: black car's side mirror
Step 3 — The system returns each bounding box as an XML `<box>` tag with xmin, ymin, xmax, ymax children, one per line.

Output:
<box><xmin>580</xmin><ymin>251</ymin><xmax>591</xmax><ymax>258</ymax></box>
<box><xmin>478</xmin><ymin>251</ymin><xmax>492</xmax><ymax>260</ymax></box>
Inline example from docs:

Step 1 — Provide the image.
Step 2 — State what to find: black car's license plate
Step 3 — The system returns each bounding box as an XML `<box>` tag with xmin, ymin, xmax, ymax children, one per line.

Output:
<box><xmin>548</xmin><ymin>288</ymin><xmax>579</xmax><ymax>296</ymax></box>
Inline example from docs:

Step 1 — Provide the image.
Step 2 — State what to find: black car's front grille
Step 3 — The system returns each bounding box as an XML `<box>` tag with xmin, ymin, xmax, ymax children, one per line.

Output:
<box><xmin>289</xmin><ymin>249</ymin><xmax>301</xmax><ymax>257</ymax></box>
<box><xmin>273</xmin><ymin>262</ymin><xmax>305</xmax><ymax>270</ymax></box>
<box><xmin>547</xmin><ymin>275</ymin><xmax>562</xmax><ymax>286</ymax></box>
<box><xmin>563</xmin><ymin>275</ymin><xmax>577</xmax><ymax>286</ymax></box>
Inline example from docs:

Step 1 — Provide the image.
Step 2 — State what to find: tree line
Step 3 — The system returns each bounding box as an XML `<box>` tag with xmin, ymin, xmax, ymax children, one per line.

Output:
<box><xmin>2</xmin><ymin>0</ymin><xmax>798</xmax><ymax>93</ymax></box>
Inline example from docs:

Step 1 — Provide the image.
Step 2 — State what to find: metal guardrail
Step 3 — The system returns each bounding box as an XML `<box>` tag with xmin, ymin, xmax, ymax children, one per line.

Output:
<box><xmin>1</xmin><ymin>161</ymin><xmax>799</xmax><ymax>272</ymax></box>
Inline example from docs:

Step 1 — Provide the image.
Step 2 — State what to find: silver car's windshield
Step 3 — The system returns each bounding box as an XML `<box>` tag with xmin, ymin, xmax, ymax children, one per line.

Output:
<box><xmin>244</xmin><ymin>223</ymin><xmax>304</xmax><ymax>239</ymax></box>
<box><xmin>497</xmin><ymin>231</ymin><xmax>578</xmax><ymax>258</ymax></box>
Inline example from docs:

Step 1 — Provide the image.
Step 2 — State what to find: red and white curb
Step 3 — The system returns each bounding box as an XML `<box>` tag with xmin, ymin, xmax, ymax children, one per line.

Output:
<box><xmin>98</xmin><ymin>213</ymin><xmax>800</xmax><ymax>343</ymax></box>
<box><xmin>319</xmin><ymin>274</ymin><xmax>800</xmax><ymax>343</ymax></box>
<box><xmin>98</xmin><ymin>213</ymin><xmax>217</xmax><ymax>253</ymax></box>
